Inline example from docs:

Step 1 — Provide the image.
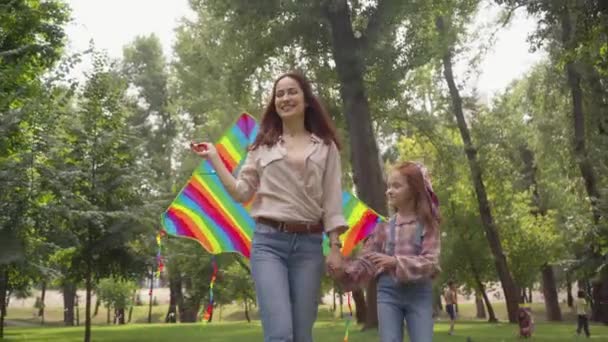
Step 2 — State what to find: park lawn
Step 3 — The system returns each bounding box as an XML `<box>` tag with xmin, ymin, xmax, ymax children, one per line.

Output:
<box><xmin>4</xmin><ymin>302</ymin><xmax>584</xmax><ymax>326</ymax></box>
<box><xmin>4</xmin><ymin>320</ymin><xmax>608</xmax><ymax>341</ymax></box>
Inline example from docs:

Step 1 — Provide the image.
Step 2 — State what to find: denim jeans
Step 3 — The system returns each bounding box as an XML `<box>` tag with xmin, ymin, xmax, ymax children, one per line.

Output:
<box><xmin>377</xmin><ymin>274</ymin><xmax>434</xmax><ymax>342</ymax></box>
<box><xmin>250</xmin><ymin>223</ymin><xmax>325</xmax><ymax>342</ymax></box>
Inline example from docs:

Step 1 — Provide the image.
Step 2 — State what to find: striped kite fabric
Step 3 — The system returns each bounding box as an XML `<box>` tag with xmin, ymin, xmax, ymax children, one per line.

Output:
<box><xmin>161</xmin><ymin>113</ymin><xmax>257</xmax><ymax>258</ymax></box>
<box><xmin>161</xmin><ymin>113</ymin><xmax>383</xmax><ymax>258</ymax></box>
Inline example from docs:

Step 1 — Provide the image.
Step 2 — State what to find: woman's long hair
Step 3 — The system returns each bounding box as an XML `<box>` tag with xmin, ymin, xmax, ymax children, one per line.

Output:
<box><xmin>393</xmin><ymin>162</ymin><xmax>440</xmax><ymax>229</ymax></box>
<box><xmin>250</xmin><ymin>71</ymin><xmax>341</xmax><ymax>150</ymax></box>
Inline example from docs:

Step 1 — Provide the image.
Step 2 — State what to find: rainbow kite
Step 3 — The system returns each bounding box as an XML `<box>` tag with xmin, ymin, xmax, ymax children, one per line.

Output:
<box><xmin>162</xmin><ymin>113</ymin><xmax>257</xmax><ymax>258</ymax></box>
<box><xmin>161</xmin><ymin>113</ymin><xmax>383</xmax><ymax>258</ymax></box>
<box><xmin>327</xmin><ymin>192</ymin><xmax>383</xmax><ymax>256</ymax></box>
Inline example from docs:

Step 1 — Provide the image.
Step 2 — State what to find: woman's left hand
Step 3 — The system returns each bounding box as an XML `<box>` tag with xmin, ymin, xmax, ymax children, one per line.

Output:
<box><xmin>369</xmin><ymin>252</ymin><xmax>397</xmax><ymax>270</ymax></box>
<box><xmin>326</xmin><ymin>249</ymin><xmax>345</xmax><ymax>276</ymax></box>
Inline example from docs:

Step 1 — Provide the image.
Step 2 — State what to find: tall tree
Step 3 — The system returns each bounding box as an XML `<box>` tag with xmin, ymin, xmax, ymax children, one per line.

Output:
<box><xmin>122</xmin><ymin>34</ymin><xmax>178</xmax><ymax>322</ymax></box>
<box><xmin>49</xmin><ymin>50</ymin><xmax>150</xmax><ymax>342</ymax></box>
<box><xmin>0</xmin><ymin>2</ymin><xmax>69</xmax><ymax>336</ymax></box>
<box><xmin>435</xmin><ymin>6</ymin><xmax>520</xmax><ymax>321</ymax></box>
<box><xmin>496</xmin><ymin>0</ymin><xmax>607</xmax><ymax>322</ymax></box>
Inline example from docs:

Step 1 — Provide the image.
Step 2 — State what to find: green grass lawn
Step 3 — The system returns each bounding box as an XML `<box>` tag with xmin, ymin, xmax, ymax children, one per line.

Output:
<box><xmin>4</xmin><ymin>301</ymin><xmax>585</xmax><ymax>326</ymax></box>
<box><xmin>4</xmin><ymin>319</ymin><xmax>608</xmax><ymax>341</ymax></box>
<box><xmin>5</xmin><ymin>303</ymin><xmax>607</xmax><ymax>341</ymax></box>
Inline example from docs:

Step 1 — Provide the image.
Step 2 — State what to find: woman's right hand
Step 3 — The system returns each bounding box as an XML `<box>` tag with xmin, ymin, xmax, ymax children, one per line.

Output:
<box><xmin>190</xmin><ymin>141</ymin><xmax>218</xmax><ymax>161</ymax></box>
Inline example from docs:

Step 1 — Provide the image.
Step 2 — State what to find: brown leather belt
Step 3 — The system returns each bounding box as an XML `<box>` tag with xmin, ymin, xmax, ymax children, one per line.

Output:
<box><xmin>256</xmin><ymin>217</ymin><xmax>323</xmax><ymax>234</ymax></box>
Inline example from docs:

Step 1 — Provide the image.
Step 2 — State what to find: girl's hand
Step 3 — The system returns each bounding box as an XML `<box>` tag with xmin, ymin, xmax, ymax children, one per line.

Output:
<box><xmin>326</xmin><ymin>249</ymin><xmax>345</xmax><ymax>278</ymax></box>
<box><xmin>369</xmin><ymin>252</ymin><xmax>397</xmax><ymax>270</ymax></box>
<box><xmin>190</xmin><ymin>141</ymin><xmax>218</xmax><ymax>161</ymax></box>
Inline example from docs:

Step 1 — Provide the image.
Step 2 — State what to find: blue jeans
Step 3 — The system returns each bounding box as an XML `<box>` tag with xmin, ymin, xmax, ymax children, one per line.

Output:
<box><xmin>377</xmin><ymin>274</ymin><xmax>434</xmax><ymax>342</ymax></box>
<box><xmin>250</xmin><ymin>223</ymin><xmax>325</xmax><ymax>342</ymax></box>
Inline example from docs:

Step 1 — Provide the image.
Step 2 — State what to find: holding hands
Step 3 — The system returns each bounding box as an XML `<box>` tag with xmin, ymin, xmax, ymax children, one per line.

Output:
<box><xmin>368</xmin><ymin>252</ymin><xmax>397</xmax><ymax>270</ymax></box>
<box><xmin>326</xmin><ymin>248</ymin><xmax>345</xmax><ymax>279</ymax></box>
<box><xmin>326</xmin><ymin>250</ymin><xmax>398</xmax><ymax>282</ymax></box>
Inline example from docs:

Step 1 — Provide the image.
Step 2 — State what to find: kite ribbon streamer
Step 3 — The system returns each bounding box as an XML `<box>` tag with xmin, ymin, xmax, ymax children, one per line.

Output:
<box><xmin>202</xmin><ymin>257</ymin><xmax>218</xmax><ymax>322</ymax></box>
<box><xmin>343</xmin><ymin>292</ymin><xmax>353</xmax><ymax>342</ymax></box>
<box><xmin>156</xmin><ymin>230</ymin><xmax>165</xmax><ymax>277</ymax></box>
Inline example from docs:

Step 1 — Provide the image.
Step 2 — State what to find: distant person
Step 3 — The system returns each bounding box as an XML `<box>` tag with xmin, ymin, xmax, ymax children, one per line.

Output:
<box><xmin>443</xmin><ymin>280</ymin><xmax>458</xmax><ymax>335</ymax></box>
<box><xmin>575</xmin><ymin>290</ymin><xmax>591</xmax><ymax>338</ymax></box>
<box><xmin>517</xmin><ymin>307</ymin><xmax>534</xmax><ymax>338</ymax></box>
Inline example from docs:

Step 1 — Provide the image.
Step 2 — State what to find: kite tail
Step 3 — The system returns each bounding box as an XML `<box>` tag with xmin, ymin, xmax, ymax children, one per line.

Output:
<box><xmin>343</xmin><ymin>292</ymin><xmax>353</xmax><ymax>342</ymax></box>
<box><xmin>156</xmin><ymin>230</ymin><xmax>166</xmax><ymax>278</ymax></box>
<box><xmin>202</xmin><ymin>257</ymin><xmax>218</xmax><ymax>323</ymax></box>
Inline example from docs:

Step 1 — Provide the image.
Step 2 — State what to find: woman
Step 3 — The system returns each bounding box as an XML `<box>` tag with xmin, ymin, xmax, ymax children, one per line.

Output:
<box><xmin>191</xmin><ymin>71</ymin><xmax>346</xmax><ymax>342</ymax></box>
<box><xmin>329</xmin><ymin>162</ymin><xmax>441</xmax><ymax>342</ymax></box>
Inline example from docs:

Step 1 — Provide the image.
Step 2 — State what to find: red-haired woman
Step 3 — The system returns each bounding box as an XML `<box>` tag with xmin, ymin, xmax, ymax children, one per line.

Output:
<box><xmin>329</xmin><ymin>162</ymin><xmax>441</xmax><ymax>342</ymax></box>
<box><xmin>191</xmin><ymin>71</ymin><xmax>347</xmax><ymax>342</ymax></box>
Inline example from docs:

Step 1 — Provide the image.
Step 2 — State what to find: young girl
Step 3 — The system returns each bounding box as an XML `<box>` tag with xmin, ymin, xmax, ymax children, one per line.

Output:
<box><xmin>330</xmin><ymin>161</ymin><xmax>441</xmax><ymax>342</ymax></box>
<box><xmin>191</xmin><ymin>71</ymin><xmax>347</xmax><ymax>342</ymax></box>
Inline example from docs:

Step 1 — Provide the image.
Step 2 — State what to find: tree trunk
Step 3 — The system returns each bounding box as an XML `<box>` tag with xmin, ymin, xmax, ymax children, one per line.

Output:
<box><xmin>106</xmin><ymin>306</ymin><xmax>110</xmax><ymax>324</ymax></box>
<box><xmin>166</xmin><ymin>268</ymin><xmax>182</xmax><ymax>323</ymax></box>
<box><xmin>567</xmin><ymin>279</ymin><xmax>574</xmax><ymax>308</ymax></box>
<box><xmin>561</xmin><ymin>8</ymin><xmax>607</xmax><ymax>323</ymax></box>
<box><xmin>38</xmin><ymin>281</ymin><xmax>46</xmax><ymax>324</ymax></box>
<box><xmin>128</xmin><ymin>305</ymin><xmax>133</xmax><ymax>324</ymax></box>
<box><xmin>561</xmin><ymin>9</ymin><xmax>602</xmax><ymax>225</ymax></box>
<box><xmin>116</xmin><ymin>307</ymin><xmax>125</xmax><ymax>325</ymax></box>
<box><xmin>351</xmin><ymin>289</ymin><xmax>366</xmax><ymax>324</ymax></box>
<box><xmin>62</xmin><ymin>282</ymin><xmax>76</xmax><ymax>326</ymax></box>
<box><xmin>339</xmin><ymin>291</ymin><xmax>344</xmax><ymax>319</ymax></box>
<box><xmin>147</xmin><ymin>272</ymin><xmax>154</xmax><ymax>324</ymax></box>
<box><xmin>84</xmin><ymin>264</ymin><xmax>92</xmax><ymax>342</ymax></box>
<box><xmin>332</xmin><ymin>287</ymin><xmax>337</xmax><ymax>312</ymax></box>
<box><xmin>480</xmin><ymin>285</ymin><xmax>497</xmax><ymax>323</ymax></box>
<box><xmin>323</xmin><ymin>0</ymin><xmax>389</xmax><ymax>329</ymax></box>
<box><xmin>93</xmin><ymin>297</ymin><xmax>100</xmax><ymax>317</ymax></box>
<box><xmin>470</xmin><ymin>258</ymin><xmax>497</xmax><ymax>322</ymax></box>
<box><xmin>436</xmin><ymin>15</ymin><xmax>519</xmax><ymax>323</ymax></box>
<box><xmin>179</xmin><ymin>302</ymin><xmax>200</xmax><ymax>323</ymax></box>
<box><xmin>475</xmin><ymin>292</ymin><xmax>486</xmax><ymax>319</ymax></box>
<box><xmin>75</xmin><ymin>294</ymin><xmax>79</xmax><ymax>326</ymax></box>
<box><xmin>433</xmin><ymin>288</ymin><xmax>442</xmax><ymax>318</ymax></box>
<box><xmin>128</xmin><ymin>289</ymin><xmax>137</xmax><ymax>323</ymax></box>
<box><xmin>0</xmin><ymin>268</ymin><xmax>8</xmax><ymax>339</ymax></box>
<box><xmin>244</xmin><ymin>299</ymin><xmax>250</xmax><ymax>323</ymax></box>
<box><xmin>592</xmin><ymin>271</ymin><xmax>608</xmax><ymax>323</ymax></box>
<box><xmin>541</xmin><ymin>264</ymin><xmax>562</xmax><ymax>321</ymax></box>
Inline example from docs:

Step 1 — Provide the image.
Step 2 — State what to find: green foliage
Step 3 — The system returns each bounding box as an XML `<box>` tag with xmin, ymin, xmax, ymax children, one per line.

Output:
<box><xmin>46</xmin><ymin>48</ymin><xmax>151</xmax><ymax>286</ymax></box>
<box><xmin>0</xmin><ymin>0</ymin><xmax>70</xmax><ymax>110</ymax></box>
<box><xmin>221</xmin><ymin>261</ymin><xmax>255</xmax><ymax>307</ymax></box>
<box><xmin>96</xmin><ymin>278</ymin><xmax>138</xmax><ymax>310</ymax></box>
